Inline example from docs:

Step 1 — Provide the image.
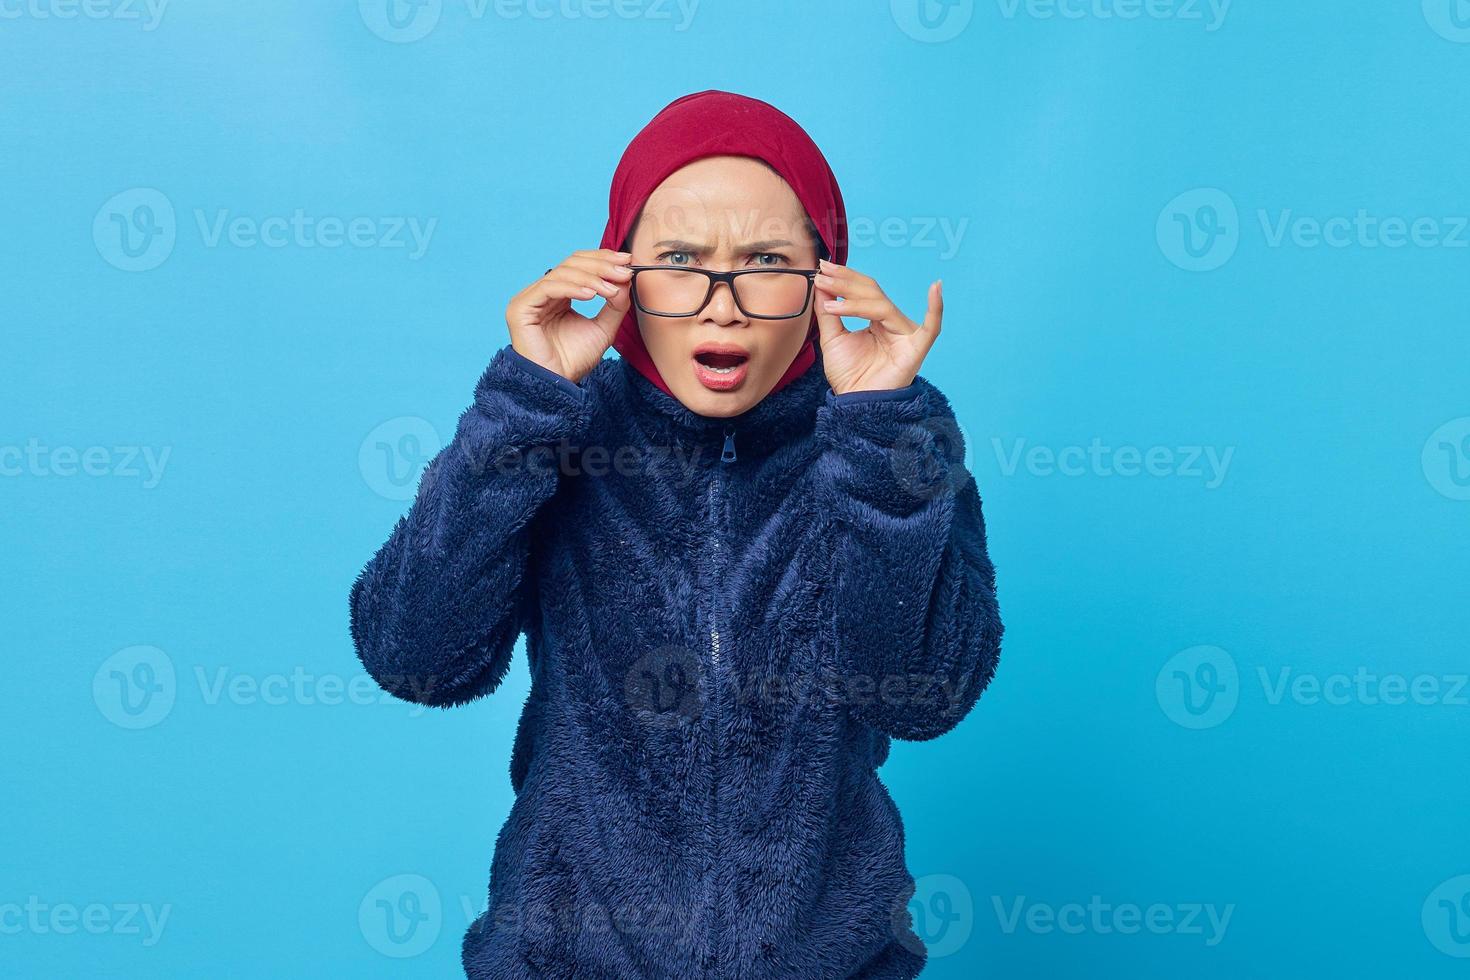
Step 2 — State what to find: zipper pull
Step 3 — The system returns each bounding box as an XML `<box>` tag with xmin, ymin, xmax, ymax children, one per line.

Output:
<box><xmin>721</xmin><ymin>426</ymin><xmax>737</xmax><ymax>463</ymax></box>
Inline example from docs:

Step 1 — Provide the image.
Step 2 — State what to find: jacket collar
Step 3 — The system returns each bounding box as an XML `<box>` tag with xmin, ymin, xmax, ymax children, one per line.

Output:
<box><xmin>617</xmin><ymin>343</ymin><xmax>830</xmax><ymax>462</ymax></box>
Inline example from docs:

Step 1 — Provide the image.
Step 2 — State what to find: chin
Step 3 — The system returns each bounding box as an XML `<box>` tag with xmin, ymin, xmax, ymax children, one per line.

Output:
<box><xmin>679</xmin><ymin>386</ymin><xmax>753</xmax><ymax>418</ymax></box>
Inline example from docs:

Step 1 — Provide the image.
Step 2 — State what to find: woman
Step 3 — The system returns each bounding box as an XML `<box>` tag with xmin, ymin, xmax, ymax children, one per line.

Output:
<box><xmin>350</xmin><ymin>89</ymin><xmax>1003</xmax><ymax>979</ymax></box>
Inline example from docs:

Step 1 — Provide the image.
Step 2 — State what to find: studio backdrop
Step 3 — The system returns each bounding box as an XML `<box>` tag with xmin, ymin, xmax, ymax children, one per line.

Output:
<box><xmin>5</xmin><ymin>2</ymin><xmax>1469</xmax><ymax>977</ymax></box>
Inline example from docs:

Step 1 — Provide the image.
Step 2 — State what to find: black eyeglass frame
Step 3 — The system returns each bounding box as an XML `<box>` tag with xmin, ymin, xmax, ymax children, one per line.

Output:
<box><xmin>626</xmin><ymin>264</ymin><xmax>820</xmax><ymax>320</ymax></box>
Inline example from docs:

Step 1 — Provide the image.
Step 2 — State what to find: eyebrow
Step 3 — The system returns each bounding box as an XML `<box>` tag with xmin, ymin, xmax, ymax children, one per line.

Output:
<box><xmin>652</xmin><ymin>238</ymin><xmax>797</xmax><ymax>252</ymax></box>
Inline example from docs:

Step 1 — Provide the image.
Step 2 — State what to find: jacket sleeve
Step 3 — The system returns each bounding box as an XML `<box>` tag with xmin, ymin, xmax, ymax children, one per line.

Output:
<box><xmin>349</xmin><ymin>345</ymin><xmax>592</xmax><ymax>707</ymax></box>
<box><xmin>812</xmin><ymin>379</ymin><xmax>1003</xmax><ymax>741</ymax></box>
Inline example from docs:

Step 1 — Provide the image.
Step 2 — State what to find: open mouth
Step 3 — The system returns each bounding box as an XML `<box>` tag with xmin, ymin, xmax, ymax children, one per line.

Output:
<box><xmin>691</xmin><ymin>347</ymin><xmax>751</xmax><ymax>391</ymax></box>
<box><xmin>693</xmin><ymin>351</ymin><xmax>748</xmax><ymax>373</ymax></box>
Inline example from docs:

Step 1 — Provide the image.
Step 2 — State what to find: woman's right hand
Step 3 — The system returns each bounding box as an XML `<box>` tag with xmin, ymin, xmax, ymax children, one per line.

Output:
<box><xmin>506</xmin><ymin>248</ymin><xmax>635</xmax><ymax>384</ymax></box>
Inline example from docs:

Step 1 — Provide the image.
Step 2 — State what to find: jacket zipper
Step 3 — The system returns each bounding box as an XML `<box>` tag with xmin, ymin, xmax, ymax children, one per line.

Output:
<box><xmin>704</xmin><ymin>424</ymin><xmax>736</xmax><ymax>977</ymax></box>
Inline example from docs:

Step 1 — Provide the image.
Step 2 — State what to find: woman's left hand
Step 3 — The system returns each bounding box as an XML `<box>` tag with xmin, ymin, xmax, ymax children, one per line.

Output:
<box><xmin>813</xmin><ymin>259</ymin><xmax>943</xmax><ymax>395</ymax></box>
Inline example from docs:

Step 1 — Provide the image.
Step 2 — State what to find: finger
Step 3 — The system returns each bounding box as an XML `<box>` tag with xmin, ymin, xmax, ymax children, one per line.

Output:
<box><xmin>812</xmin><ymin>282</ymin><xmax>849</xmax><ymax>345</ymax></box>
<box><xmin>818</xmin><ymin>294</ymin><xmax>914</xmax><ymax>331</ymax></box>
<box><xmin>562</xmin><ymin>254</ymin><xmax>635</xmax><ymax>283</ymax></box>
<box><xmin>546</xmin><ymin>267</ymin><xmax>623</xmax><ymax>299</ymax></box>
<box><xmin>535</xmin><ymin>279</ymin><xmax>602</xmax><ymax>302</ymax></box>
<box><xmin>813</xmin><ymin>273</ymin><xmax>884</xmax><ymax>306</ymax></box>
<box><xmin>816</xmin><ymin>258</ymin><xmax>881</xmax><ymax>294</ymax></box>
<box><xmin>593</xmin><ymin>281</ymin><xmax>633</xmax><ymax>335</ymax></box>
<box><xmin>814</xmin><ymin>278</ymin><xmax>881</xmax><ymax>307</ymax></box>
<box><xmin>571</xmin><ymin>248</ymin><xmax>633</xmax><ymax>263</ymax></box>
<box><xmin>922</xmin><ymin>279</ymin><xmax>943</xmax><ymax>333</ymax></box>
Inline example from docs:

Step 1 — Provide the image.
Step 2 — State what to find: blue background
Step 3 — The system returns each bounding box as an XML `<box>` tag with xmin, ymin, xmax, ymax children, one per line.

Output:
<box><xmin>5</xmin><ymin>0</ymin><xmax>1469</xmax><ymax>976</ymax></box>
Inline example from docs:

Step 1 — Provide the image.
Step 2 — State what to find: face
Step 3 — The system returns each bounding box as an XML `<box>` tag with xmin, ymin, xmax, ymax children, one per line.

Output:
<box><xmin>626</xmin><ymin>155</ymin><xmax>822</xmax><ymax>418</ymax></box>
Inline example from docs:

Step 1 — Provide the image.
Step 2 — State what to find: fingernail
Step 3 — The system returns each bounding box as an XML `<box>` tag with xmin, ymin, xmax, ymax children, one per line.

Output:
<box><xmin>822</xmin><ymin>299</ymin><xmax>844</xmax><ymax>311</ymax></box>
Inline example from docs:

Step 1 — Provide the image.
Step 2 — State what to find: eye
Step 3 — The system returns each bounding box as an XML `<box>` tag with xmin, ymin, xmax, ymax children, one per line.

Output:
<box><xmin>656</xmin><ymin>250</ymin><xmax>696</xmax><ymax>266</ymax></box>
<box><xmin>748</xmin><ymin>252</ymin><xmax>789</xmax><ymax>267</ymax></box>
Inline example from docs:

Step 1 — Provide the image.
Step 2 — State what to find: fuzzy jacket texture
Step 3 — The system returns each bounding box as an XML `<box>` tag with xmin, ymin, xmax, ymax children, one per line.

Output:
<box><xmin>349</xmin><ymin>340</ymin><xmax>1003</xmax><ymax>979</ymax></box>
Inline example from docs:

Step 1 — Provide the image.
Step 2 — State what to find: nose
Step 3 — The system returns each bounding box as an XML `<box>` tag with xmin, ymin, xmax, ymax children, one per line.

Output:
<box><xmin>699</xmin><ymin>279</ymin><xmax>746</xmax><ymax>327</ymax></box>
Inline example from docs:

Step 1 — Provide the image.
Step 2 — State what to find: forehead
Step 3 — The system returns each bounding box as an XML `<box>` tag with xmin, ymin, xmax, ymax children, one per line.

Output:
<box><xmin>637</xmin><ymin>155</ymin><xmax>812</xmax><ymax>245</ymax></box>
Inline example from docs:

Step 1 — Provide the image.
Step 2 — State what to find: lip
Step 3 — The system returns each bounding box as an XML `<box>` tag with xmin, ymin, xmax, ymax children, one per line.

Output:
<box><xmin>691</xmin><ymin>342</ymin><xmax>751</xmax><ymax>392</ymax></box>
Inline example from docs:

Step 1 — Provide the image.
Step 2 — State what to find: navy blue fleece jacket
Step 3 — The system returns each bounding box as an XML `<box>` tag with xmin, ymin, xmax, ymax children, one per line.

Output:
<box><xmin>349</xmin><ymin>341</ymin><xmax>1003</xmax><ymax>979</ymax></box>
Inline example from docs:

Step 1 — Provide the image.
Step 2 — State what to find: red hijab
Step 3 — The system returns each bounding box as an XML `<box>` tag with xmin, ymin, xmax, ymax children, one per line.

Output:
<box><xmin>598</xmin><ymin>90</ymin><xmax>848</xmax><ymax>397</ymax></box>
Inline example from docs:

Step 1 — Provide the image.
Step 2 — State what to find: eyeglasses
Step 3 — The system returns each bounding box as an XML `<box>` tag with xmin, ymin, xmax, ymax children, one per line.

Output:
<box><xmin>627</xmin><ymin>265</ymin><xmax>819</xmax><ymax>320</ymax></box>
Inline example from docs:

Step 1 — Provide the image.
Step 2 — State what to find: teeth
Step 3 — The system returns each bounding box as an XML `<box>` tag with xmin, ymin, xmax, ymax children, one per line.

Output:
<box><xmin>706</xmin><ymin>365</ymin><xmax>737</xmax><ymax>374</ymax></box>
